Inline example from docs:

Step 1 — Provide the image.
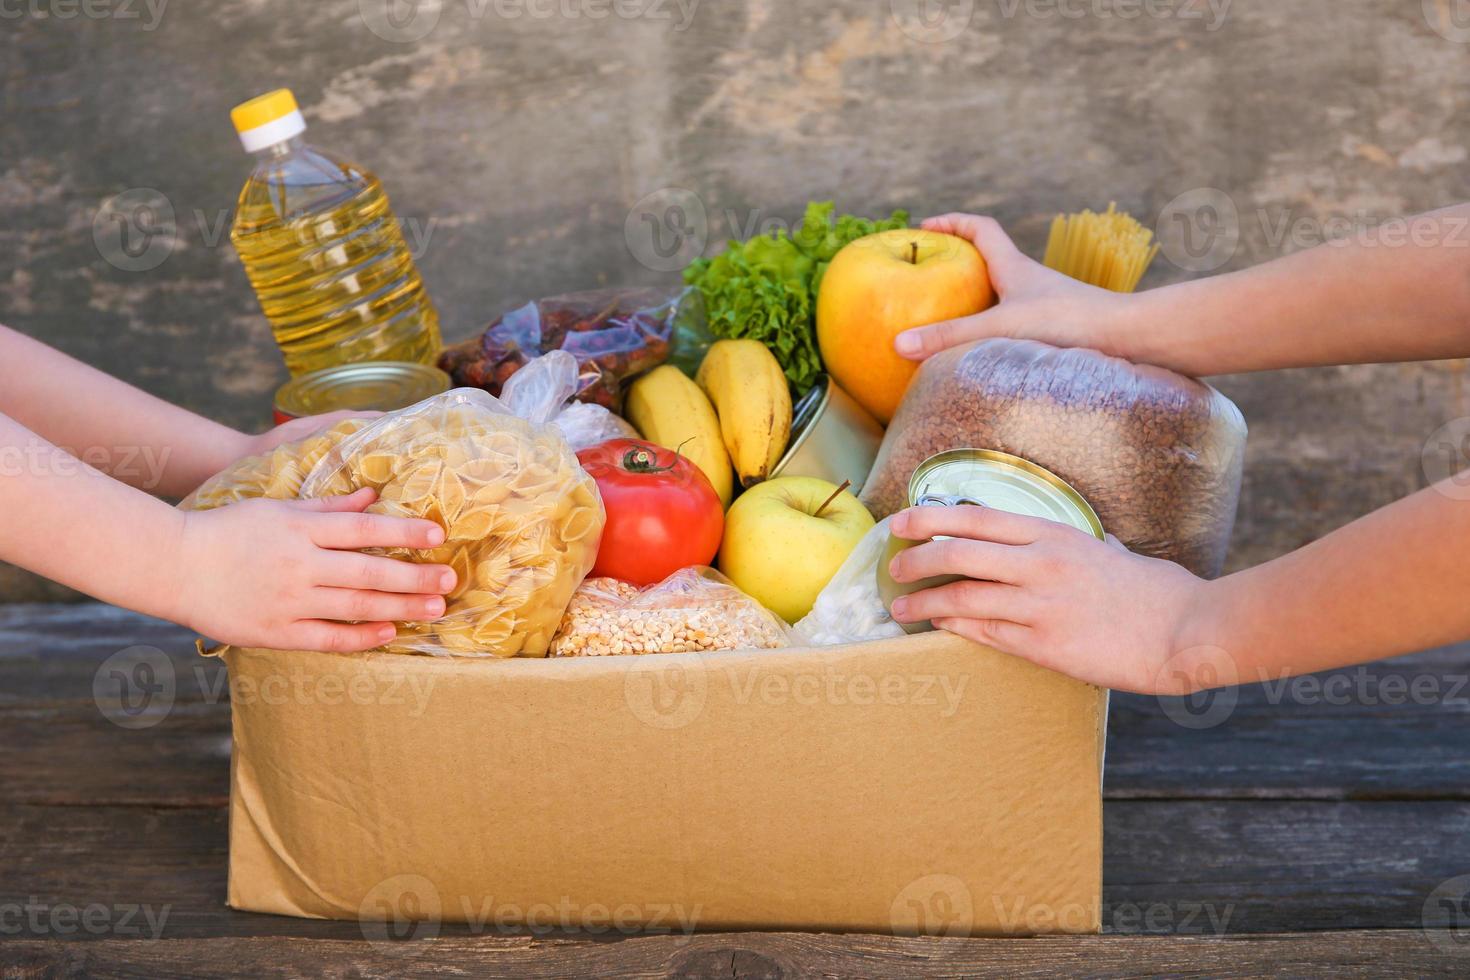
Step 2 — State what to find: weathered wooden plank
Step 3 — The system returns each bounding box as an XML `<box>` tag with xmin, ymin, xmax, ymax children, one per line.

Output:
<box><xmin>1105</xmin><ymin>641</ymin><xmax>1470</xmax><ymax>801</ymax></box>
<box><xmin>4</xmin><ymin>802</ymin><xmax>1468</xmax><ymax>939</ymax></box>
<box><xmin>2</xmin><ymin>929</ymin><xmax>1466</xmax><ymax>979</ymax></box>
<box><xmin>0</xmin><ymin>604</ymin><xmax>218</xmax><ymax>707</ymax></box>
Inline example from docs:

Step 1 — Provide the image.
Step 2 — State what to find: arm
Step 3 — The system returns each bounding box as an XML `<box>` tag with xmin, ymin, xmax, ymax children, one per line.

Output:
<box><xmin>885</xmin><ymin>475</ymin><xmax>1470</xmax><ymax>694</ymax></box>
<box><xmin>897</xmin><ymin>205</ymin><xmax>1470</xmax><ymax>374</ymax></box>
<box><xmin>0</xmin><ymin>412</ymin><xmax>455</xmax><ymax>652</ymax></box>
<box><xmin>0</xmin><ymin>325</ymin><xmax>254</xmax><ymax>496</ymax></box>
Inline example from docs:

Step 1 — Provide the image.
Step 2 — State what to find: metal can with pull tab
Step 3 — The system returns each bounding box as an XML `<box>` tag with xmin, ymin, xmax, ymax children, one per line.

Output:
<box><xmin>876</xmin><ymin>449</ymin><xmax>1105</xmax><ymax>635</ymax></box>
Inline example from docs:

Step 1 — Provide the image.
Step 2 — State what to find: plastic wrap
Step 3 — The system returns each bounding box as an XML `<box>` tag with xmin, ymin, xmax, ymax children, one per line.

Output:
<box><xmin>497</xmin><ymin>350</ymin><xmax>637</xmax><ymax>451</ymax></box>
<box><xmin>861</xmin><ymin>339</ymin><xmax>1247</xmax><ymax>578</ymax></box>
<box><xmin>550</xmin><ymin>567</ymin><xmax>790</xmax><ymax>657</ymax></box>
<box><xmin>180</xmin><ymin>416</ymin><xmax>375</xmax><ymax>511</ymax></box>
<box><xmin>182</xmin><ymin>386</ymin><xmax>605</xmax><ymax>659</ymax></box>
<box><xmin>792</xmin><ymin>518</ymin><xmax>905</xmax><ymax>646</ymax></box>
<box><xmin>439</xmin><ymin>286</ymin><xmax>705</xmax><ymax>412</ymax></box>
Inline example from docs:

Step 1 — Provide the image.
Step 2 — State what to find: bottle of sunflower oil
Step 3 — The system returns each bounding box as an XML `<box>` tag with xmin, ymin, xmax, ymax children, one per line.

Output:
<box><xmin>228</xmin><ymin>89</ymin><xmax>441</xmax><ymax>377</ymax></box>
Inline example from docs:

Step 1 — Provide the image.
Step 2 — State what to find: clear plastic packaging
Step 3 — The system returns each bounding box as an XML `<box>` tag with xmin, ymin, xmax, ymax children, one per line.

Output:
<box><xmin>792</xmin><ymin>518</ymin><xmax>906</xmax><ymax>647</ymax></box>
<box><xmin>183</xmin><ymin>387</ymin><xmax>605</xmax><ymax>659</ymax></box>
<box><xmin>181</xmin><ymin>416</ymin><xmax>375</xmax><ymax>512</ymax></box>
<box><xmin>861</xmin><ymin>339</ymin><xmax>1247</xmax><ymax>578</ymax></box>
<box><xmin>497</xmin><ymin>350</ymin><xmax>637</xmax><ymax>451</ymax></box>
<box><xmin>439</xmin><ymin>286</ymin><xmax>706</xmax><ymax>413</ymax></box>
<box><xmin>550</xmin><ymin>567</ymin><xmax>790</xmax><ymax>657</ymax></box>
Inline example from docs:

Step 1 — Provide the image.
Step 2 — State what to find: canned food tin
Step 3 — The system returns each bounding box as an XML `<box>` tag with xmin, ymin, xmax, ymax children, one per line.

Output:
<box><xmin>876</xmin><ymin>449</ymin><xmax>1105</xmax><ymax>635</ymax></box>
<box><xmin>771</xmin><ymin>375</ymin><xmax>885</xmax><ymax>494</ymax></box>
<box><xmin>273</xmin><ymin>361</ymin><xmax>451</xmax><ymax>424</ymax></box>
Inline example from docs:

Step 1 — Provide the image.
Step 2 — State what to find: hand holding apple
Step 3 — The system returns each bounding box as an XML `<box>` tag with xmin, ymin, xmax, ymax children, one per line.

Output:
<box><xmin>816</xmin><ymin>229</ymin><xmax>994</xmax><ymax>424</ymax></box>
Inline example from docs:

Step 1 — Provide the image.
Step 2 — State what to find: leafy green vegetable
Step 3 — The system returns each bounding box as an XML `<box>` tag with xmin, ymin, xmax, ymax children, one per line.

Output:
<box><xmin>683</xmin><ymin>201</ymin><xmax>910</xmax><ymax>391</ymax></box>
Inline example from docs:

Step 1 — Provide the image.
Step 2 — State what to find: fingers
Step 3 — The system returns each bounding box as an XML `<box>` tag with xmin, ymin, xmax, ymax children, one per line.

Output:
<box><xmin>309</xmin><ymin>587</ymin><xmax>447</xmax><ymax>624</ymax></box>
<box><xmin>321</xmin><ymin>552</ymin><xmax>457</xmax><ymax>595</ymax></box>
<box><xmin>292</xmin><ymin>487</ymin><xmax>377</xmax><ymax>513</ymax></box>
<box><xmin>932</xmin><ymin>616</ymin><xmax>1034</xmax><ymax>656</ymax></box>
<box><xmin>888</xmin><ymin>536</ymin><xmax>1028</xmax><ymax>586</ymax></box>
<box><xmin>894</xmin><ymin>309</ymin><xmax>1005</xmax><ymax>361</ymax></box>
<box><xmin>282</xmin><ymin>620</ymin><xmax>398</xmax><ymax>654</ymax></box>
<box><xmin>891</xmin><ymin>504</ymin><xmax>1057</xmax><ymax>548</ymax></box>
<box><xmin>891</xmin><ymin>578</ymin><xmax>1030</xmax><ymax>627</ymax></box>
<box><xmin>306</xmin><ymin>510</ymin><xmax>447</xmax><ymax>551</ymax></box>
<box><xmin>921</xmin><ymin>213</ymin><xmax>1024</xmax><ymax>266</ymax></box>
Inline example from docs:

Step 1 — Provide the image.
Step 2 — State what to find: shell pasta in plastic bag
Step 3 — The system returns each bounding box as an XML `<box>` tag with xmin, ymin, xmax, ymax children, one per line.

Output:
<box><xmin>180</xmin><ymin>416</ymin><xmax>374</xmax><ymax>511</ymax></box>
<box><xmin>182</xmin><ymin>387</ymin><xmax>605</xmax><ymax>658</ymax></box>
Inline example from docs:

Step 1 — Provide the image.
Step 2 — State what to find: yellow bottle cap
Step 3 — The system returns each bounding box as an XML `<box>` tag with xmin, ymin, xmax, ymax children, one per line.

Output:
<box><xmin>231</xmin><ymin>89</ymin><xmax>299</xmax><ymax>134</ymax></box>
<box><xmin>230</xmin><ymin>89</ymin><xmax>307</xmax><ymax>152</ymax></box>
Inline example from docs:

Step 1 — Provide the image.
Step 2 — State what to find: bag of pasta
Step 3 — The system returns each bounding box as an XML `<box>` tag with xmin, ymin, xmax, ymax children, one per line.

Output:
<box><xmin>297</xmin><ymin>389</ymin><xmax>604</xmax><ymax>657</ymax></box>
<box><xmin>180</xmin><ymin>416</ymin><xmax>376</xmax><ymax>511</ymax></box>
<box><xmin>182</xmin><ymin>388</ymin><xmax>605</xmax><ymax>658</ymax></box>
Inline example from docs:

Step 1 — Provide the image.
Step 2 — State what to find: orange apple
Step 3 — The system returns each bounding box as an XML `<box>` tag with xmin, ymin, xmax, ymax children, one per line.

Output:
<box><xmin>816</xmin><ymin>229</ymin><xmax>994</xmax><ymax>424</ymax></box>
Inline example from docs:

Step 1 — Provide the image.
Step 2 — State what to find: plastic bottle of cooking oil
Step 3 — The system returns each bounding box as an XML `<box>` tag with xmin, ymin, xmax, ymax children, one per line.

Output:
<box><xmin>228</xmin><ymin>89</ymin><xmax>441</xmax><ymax>377</ymax></box>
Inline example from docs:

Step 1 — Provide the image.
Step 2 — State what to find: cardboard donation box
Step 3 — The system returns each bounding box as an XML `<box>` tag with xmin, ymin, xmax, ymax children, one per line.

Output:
<box><xmin>221</xmin><ymin>630</ymin><xmax>1106</xmax><ymax>936</ymax></box>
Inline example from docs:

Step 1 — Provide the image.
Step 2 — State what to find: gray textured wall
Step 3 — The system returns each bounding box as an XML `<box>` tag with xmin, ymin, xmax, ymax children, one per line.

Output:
<box><xmin>2</xmin><ymin>0</ymin><xmax>1468</xmax><ymax>600</ymax></box>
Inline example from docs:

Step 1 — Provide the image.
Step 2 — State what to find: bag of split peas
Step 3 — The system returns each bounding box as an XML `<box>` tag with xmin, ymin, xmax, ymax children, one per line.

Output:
<box><xmin>182</xmin><ymin>383</ymin><xmax>606</xmax><ymax>659</ymax></box>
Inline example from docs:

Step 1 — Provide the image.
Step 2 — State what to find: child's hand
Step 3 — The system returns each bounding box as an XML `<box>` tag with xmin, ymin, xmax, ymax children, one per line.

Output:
<box><xmin>886</xmin><ymin>504</ymin><xmax>1216</xmax><ymax>694</ymax></box>
<box><xmin>894</xmin><ymin>213</ymin><xmax>1133</xmax><ymax>361</ymax></box>
<box><xmin>172</xmin><ymin>487</ymin><xmax>455</xmax><ymax>653</ymax></box>
<box><xmin>245</xmin><ymin>410</ymin><xmax>384</xmax><ymax>457</ymax></box>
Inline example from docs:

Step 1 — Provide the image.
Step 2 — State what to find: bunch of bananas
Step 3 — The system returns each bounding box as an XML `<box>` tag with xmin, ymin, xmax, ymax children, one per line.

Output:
<box><xmin>624</xmin><ymin>339</ymin><xmax>793</xmax><ymax>507</ymax></box>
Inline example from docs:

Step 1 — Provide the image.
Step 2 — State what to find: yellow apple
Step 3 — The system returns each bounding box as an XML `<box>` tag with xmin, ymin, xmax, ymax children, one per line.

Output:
<box><xmin>817</xmin><ymin>229</ymin><xmax>994</xmax><ymax>424</ymax></box>
<box><xmin>718</xmin><ymin>477</ymin><xmax>875</xmax><ymax>625</ymax></box>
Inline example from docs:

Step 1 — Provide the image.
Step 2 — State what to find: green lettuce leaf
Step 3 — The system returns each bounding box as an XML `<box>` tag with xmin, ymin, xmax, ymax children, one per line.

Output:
<box><xmin>683</xmin><ymin>200</ymin><xmax>909</xmax><ymax>391</ymax></box>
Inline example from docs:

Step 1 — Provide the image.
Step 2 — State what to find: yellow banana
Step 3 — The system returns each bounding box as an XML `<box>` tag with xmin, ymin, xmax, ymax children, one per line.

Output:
<box><xmin>625</xmin><ymin>365</ymin><xmax>735</xmax><ymax>505</ymax></box>
<box><xmin>695</xmin><ymin>339</ymin><xmax>793</xmax><ymax>488</ymax></box>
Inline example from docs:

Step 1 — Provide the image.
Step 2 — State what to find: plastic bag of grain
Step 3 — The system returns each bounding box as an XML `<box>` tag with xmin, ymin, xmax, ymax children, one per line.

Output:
<box><xmin>861</xmin><ymin>339</ymin><xmax>1246</xmax><ymax>578</ymax></box>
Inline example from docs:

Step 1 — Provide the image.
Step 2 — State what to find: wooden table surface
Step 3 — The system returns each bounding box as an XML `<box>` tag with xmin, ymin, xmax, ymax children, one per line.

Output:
<box><xmin>3</xmin><ymin>602</ymin><xmax>1469</xmax><ymax>977</ymax></box>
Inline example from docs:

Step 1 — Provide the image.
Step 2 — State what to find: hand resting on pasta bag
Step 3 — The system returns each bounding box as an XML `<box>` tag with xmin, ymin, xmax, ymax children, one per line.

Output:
<box><xmin>173</xmin><ymin>487</ymin><xmax>457</xmax><ymax>653</ymax></box>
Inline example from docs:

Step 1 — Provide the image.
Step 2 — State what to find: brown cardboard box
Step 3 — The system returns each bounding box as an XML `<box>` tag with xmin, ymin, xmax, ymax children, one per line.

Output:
<box><xmin>220</xmin><ymin>630</ymin><xmax>1105</xmax><ymax>936</ymax></box>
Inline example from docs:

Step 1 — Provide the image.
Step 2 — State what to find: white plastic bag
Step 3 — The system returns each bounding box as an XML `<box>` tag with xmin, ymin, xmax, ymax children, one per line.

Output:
<box><xmin>500</xmin><ymin>350</ymin><xmax>638</xmax><ymax>451</ymax></box>
<box><xmin>793</xmin><ymin>518</ymin><xmax>905</xmax><ymax>646</ymax></box>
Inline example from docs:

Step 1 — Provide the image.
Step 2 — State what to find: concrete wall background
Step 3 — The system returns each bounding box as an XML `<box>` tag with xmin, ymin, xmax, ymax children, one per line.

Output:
<box><xmin>2</xmin><ymin>0</ymin><xmax>1468</xmax><ymax>600</ymax></box>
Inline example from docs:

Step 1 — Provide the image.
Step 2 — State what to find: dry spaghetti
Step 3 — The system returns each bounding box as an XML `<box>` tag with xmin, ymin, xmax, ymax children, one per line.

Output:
<box><xmin>1043</xmin><ymin>202</ymin><xmax>1160</xmax><ymax>293</ymax></box>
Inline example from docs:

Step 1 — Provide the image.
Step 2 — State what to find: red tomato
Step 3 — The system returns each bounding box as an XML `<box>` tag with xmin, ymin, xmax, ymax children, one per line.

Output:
<box><xmin>576</xmin><ymin>439</ymin><xmax>724</xmax><ymax>586</ymax></box>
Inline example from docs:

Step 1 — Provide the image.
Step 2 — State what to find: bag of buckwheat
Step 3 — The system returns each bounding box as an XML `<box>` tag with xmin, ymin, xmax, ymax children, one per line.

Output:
<box><xmin>861</xmin><ymin>338</ymin><xmax>1247</xmax><ymax>578</ymax></box>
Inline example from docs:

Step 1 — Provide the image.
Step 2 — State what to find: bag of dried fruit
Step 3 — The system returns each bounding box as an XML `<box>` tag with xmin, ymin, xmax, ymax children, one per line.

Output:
<box><xmin>862</xmin><ymin>338</ymin><xmax>1247</xmax><ymax>578</ymax></box>
<box><xmin>438</xmin><ymin>286</ymin><xmax>709</xmax><ymax>413</ymax></box>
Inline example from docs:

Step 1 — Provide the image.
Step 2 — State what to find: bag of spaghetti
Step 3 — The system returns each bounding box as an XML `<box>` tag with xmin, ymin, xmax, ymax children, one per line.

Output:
<box><xmin>183</xmin><ymin>388</ymin><xmax>605</xmax><ymax>658</ymax></box>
